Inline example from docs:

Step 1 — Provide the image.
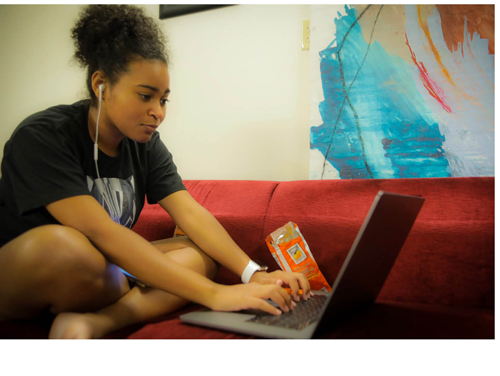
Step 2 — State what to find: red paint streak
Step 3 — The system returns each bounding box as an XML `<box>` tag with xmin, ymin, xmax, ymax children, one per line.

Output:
<box><xmin>405</xmin><ymin>33</ymin><xmax>452</xmax><ymax>113</ymax></box>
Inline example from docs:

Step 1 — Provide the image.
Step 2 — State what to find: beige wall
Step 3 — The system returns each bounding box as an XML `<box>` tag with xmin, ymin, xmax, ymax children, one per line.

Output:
<box><xmin>0</xmin><ymin>4</ymin><xmax>310</xmax><ymax>180</ymax></box>
<box><xmin>0</xmin><ymin>4</ymin><xmax>85</xmax><ymax>171</ymax></box>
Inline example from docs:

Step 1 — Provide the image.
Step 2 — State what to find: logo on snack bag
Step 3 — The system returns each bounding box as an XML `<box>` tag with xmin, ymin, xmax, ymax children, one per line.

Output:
<box><xmin>287</xmin><ymin>243</ymin><xmax>307</xmax><ymax>265</ymax></box>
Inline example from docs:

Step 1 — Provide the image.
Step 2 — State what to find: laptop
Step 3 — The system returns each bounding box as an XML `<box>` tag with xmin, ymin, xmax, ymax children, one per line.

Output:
<box><xmin>180</xmin><ymin>191</ymin><xmax>425</xmax><ymax>339</ymax></box>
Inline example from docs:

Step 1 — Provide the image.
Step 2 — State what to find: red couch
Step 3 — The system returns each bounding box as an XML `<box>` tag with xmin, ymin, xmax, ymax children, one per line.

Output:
<box><xmin>0</xmin><ymin>177</ymin><xmax>494</xmax><ymax>339</ymax></box>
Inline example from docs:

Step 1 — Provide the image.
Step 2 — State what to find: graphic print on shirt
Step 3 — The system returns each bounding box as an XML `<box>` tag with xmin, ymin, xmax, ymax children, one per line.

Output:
<box><xmin>87</xmin><ymin>175</ymin><xmax>136</xmax><ymax>228</ymax></box>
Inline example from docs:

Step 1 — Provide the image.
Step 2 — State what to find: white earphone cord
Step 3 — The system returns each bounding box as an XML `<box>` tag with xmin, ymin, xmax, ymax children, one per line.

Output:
<box><xmin>92</xmin><ymin>84</ymin><xmax>121</xmax><ymax>222</ymax></box>
<box><xmin>94</xmin><ymin>86</ymin><xmax>103</xmax><ymax>180</ymax></box>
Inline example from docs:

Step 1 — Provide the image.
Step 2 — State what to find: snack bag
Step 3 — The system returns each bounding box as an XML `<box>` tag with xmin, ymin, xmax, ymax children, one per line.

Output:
<box><xmin>266</xmin><ymin>222</ymin><xmax>331</xmax><ymax>293</ymax></box>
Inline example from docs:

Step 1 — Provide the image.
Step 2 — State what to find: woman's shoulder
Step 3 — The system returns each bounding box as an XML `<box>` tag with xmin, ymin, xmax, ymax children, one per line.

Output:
<box><xmin>6</xmin><ymin>101</ymin><xmax>90</xmax><ymax>153</ymax></box>
<box><xmin>20</xmin><ymin>100</ymin><xmax>89</xmax><ymax>129</ymax></box>
<box><xmin>13</xmin><ymin>100</ymin><xmax>90</xmax><ymax>138</ymax></box>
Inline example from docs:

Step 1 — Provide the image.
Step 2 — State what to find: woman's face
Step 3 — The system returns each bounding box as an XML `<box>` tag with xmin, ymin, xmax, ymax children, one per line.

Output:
<box><xmin>101</xmin><ymin>59</ymin><xmax>170</xmax><ymax>143</ymax></box>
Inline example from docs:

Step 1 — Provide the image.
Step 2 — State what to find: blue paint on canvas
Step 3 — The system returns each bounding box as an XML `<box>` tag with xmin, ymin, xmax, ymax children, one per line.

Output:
<box><xmin>311</xmin><ymin>5</ymin><xmax>451</xmax><ymax>179</ymax></box>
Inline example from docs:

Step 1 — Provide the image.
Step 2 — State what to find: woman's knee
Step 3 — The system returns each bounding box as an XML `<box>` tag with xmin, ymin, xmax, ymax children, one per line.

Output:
<box><xmin>21</xmin><ymin>225</ymin><xmax>107</xmax><ymax>277</ymax></box>
<box><xmin>1</xmin><ymin>226</ymin><xmax>120</xmax><ymax>318</ymax></box>
<box><xmin>8</xmin><ymin>225</ymin><xmax>128</xmax><ymax>312</ymax></box>
<box><xmin>181</xmin><ymin>238</ymin><xmax>221</xmax><ymax>279</ymax></box>
<box><xmin>158</xmin><ymin>237</ymin><xmax>220</xmax><ymax>280</ymax></box>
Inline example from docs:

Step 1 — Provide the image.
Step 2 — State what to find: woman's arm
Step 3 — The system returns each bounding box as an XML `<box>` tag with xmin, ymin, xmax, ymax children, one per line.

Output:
<box><xmin>159</xmin><ymin>190</ymin><xmax>311</xmax><ymax>300</ymax></box>
<box><xmin>46</xmin><ymin>195</ymin><xmax>293</xmax><ymax>314</ymax></box>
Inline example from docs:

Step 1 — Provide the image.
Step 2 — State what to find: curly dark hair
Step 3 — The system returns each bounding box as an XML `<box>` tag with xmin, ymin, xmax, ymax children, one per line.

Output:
<box><xmin>71</xmin><ymin>5</ymin><xmax>170</xmax><ymax>106</ymax></box>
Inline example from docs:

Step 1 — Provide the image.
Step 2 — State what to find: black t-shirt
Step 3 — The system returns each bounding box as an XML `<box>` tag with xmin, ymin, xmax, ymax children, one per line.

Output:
<box><xmin>0</xmin><ymin>100</ymin><xmax>185</xmax><ymax>246</ymax></box>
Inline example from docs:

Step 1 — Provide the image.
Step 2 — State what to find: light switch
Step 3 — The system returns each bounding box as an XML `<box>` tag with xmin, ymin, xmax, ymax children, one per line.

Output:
<box><xmin>302</xmin><ymin>20</ymin><xmax>310</xmax><ymax>50</ymax></box>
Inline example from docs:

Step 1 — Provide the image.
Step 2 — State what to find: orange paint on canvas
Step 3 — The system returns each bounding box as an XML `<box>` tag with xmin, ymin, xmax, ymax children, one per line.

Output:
<box><xmin>417</xmin><ymin>5</ymin><xmax>455</xmax><ymax>86</ymax></box>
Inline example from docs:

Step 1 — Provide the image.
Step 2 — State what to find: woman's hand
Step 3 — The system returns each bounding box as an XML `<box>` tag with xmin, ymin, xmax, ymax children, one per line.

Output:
<box><xmin>249</xmin><ymin>270</ymin><xmax>311</xmax><ymax>302</ymax></box>
<box><xmin>209</xmin><ymin>283</ymin><xmax>296</xmax><ymax>316</ymax></box>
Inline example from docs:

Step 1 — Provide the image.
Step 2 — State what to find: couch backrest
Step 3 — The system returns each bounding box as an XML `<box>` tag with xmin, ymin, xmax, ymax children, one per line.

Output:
<box><xmin>133</xmin><ymin>177</ymin><xmax>494</xmax><ymax>309</ymax></box>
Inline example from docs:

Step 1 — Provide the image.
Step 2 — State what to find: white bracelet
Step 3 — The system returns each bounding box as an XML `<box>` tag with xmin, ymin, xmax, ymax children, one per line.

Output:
<box><xmin>241</xmin><ymin>260</ymin><xmax>267</xmax><ymax>284</ymax></box>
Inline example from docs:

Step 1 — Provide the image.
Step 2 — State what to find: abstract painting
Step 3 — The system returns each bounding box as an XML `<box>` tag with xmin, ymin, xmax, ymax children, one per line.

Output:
<box><xmin>310</xmin><ymin>5</ymin><xmax>494</xmax><ymax>179</ymax></box>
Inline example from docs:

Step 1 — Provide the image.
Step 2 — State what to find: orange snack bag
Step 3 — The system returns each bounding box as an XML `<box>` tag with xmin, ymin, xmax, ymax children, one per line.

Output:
<box><xmin>266</xmin><ymin>222</ymin><xmax>331</xmax><ymax>292</ymax></box>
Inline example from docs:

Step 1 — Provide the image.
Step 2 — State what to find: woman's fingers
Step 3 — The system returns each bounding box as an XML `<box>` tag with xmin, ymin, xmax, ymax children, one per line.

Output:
<box><xmin>250</xmin><ymin>298</ymin><xmax>283</xmax><ymax>316</ymax></box>
<box><xmin>250</xmin><ymin>271</ymin><xmax>311</xmax><ymax>301</ymax></box>
<box><xmin>272</xmin><ymin>271</ymin><xmax>311</xmax><ymax>301</ymax></box>
<box><xmin>295</xmin><ymin>272</ymin><xmax>311</xmax><ymax>298</ymax></box>
<box><xmin>212</xmin><ymin>283</ymin><xmax>295</xmax><ymax>315</ymax></box>
<box><xmin>266</xmin><ymin>283</ymin><xmax>293</xmax><ymax>312</ymax></box>
<box><xmin>247</xmin><ymin>283</ymin><xmax>295</xmax><ymax>314</ymax></box>
<box><xmin>285</xmin><ymin>277</ymin><xmax>301</xmax><ymax>302</ymax></box>
<box><xmin>250</xmin><ymin>284</ymin><xmax>295</xmax><ymax>315</ymax></box>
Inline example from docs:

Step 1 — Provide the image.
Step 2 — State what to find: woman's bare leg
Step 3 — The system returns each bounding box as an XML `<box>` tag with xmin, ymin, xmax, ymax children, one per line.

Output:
<box><xmin>48</xmin><ymin>236</ymin><xmax>219</xmax><ymax>339</ymax></box>
<box><xmin>0</xmin><ymin>225</ymin><xmax>130</xmax><ymax>321</ymax></box>
<box><xmin>0</xmin><ymin>227</ymin><xmax>218</xmax><ymax>338</ymax></box>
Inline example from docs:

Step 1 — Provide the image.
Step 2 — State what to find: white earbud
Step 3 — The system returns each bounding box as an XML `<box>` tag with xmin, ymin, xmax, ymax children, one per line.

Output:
<box><xmin>98</xmin><ymin>84</ymin><xmax>104</xmax><ymax>101</ymax></box>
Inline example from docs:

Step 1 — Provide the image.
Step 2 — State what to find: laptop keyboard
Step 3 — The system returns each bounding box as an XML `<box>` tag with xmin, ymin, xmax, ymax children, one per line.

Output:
<box><xmin>246</xmin><ymin>294</ymin><xmax>327</xmax><ymax>331</ymax></box>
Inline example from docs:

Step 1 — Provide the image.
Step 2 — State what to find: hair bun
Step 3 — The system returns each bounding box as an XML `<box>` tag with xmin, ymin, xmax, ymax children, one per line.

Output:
<box><xmin>70</xmin><ymin>5</ymin><xmax>169</xmax><ymax>105</ymax></box>
<box><xmin>72</xmin><ymin>5</ymin><xmax>166</xmax><ymax>68</ymax></box>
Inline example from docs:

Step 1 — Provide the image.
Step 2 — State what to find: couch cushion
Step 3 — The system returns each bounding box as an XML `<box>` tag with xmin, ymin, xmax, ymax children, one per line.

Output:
<box><xmin>264</xmin><ymin>177</ymin><xmax>494</xmax><ymax>309</ymax></box>
<box><xmin>133</xmin><ymin>177</ymin><xmax>493</xmax><ymax>309</ymax></box>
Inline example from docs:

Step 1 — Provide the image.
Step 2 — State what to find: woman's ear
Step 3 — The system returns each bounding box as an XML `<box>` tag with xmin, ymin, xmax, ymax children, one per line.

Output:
<box><xmin>91</xmin><ymin>71</ymin><xmax>106</xmax><ymax>100</ymax></box>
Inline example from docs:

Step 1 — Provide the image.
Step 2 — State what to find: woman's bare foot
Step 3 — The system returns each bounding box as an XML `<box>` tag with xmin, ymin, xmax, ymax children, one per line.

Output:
<box><xmin>48</xmin><ymin>312</ymin><xmax>95</xmax><ymax>339</ymax></box>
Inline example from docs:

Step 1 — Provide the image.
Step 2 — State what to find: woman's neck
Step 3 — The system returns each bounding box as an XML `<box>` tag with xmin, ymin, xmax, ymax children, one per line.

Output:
<box><xmin>87</xmin><ymin>105</ymin><xmax>123</xmax><ymax>157</ymax></box>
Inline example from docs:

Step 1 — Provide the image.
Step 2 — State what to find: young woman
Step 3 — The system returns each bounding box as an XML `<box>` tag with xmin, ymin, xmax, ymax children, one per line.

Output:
<box><xmin>0</xmin><ymin>5</ymin><xmax>310</xmax><ymax>339</ymax></box>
